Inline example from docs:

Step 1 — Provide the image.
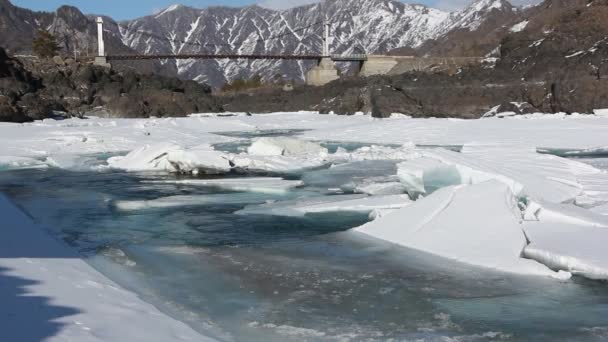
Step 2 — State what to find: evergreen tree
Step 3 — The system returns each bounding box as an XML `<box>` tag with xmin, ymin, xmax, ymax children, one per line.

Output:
<box><xmin>32</xmin><ymin>30</ymin><xmax>60</xmax><ymax>58</ymax></box>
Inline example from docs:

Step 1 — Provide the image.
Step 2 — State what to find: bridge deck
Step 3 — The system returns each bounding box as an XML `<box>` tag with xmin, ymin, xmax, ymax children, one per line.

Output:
<box><xmin>106</xmin><ymin>54</ymin><xmax>368</xmax><ymax>62</ymax></box>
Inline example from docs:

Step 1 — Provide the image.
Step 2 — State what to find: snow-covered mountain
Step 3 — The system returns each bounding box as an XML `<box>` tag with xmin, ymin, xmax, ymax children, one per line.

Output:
<box><xmin>0</xmin><ymin>0</ymin><xmax>525</xmax><ymax>87</ymax></box>
<box><xmin>116</xmin><ymin>0</ymin><xmax>520</xmax><ymax>87</ymax></box>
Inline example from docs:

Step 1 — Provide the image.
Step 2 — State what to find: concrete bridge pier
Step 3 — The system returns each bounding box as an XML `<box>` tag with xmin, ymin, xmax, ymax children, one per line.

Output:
<box><xmin>358</xmin><ymin>56</ymin><xmax>399</xmax><ymax>77</ymax></box>
<box><xmin>305</xmin><ymin>57</ymin><xmax>339</xmax><ymax>86</ymax></box>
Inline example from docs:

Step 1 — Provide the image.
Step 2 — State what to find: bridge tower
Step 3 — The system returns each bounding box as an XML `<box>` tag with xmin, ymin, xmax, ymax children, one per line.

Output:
<box><xmin>94</xmin><ymin>17</ymin><xmax>111</xmax><ymax>68</ymax></box>
<box><xmin>305</xmin><ymin>20</ymin><xmax>339</xmax><ymax>86</ymax></box>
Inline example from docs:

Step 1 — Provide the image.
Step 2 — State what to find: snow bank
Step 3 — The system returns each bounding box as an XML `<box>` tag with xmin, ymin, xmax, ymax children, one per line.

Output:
<box><xmin>355</xmin><ymin>181</ymin><xmax>563</xmax><ymax>278</ymax></box>
<box><xmin>0</xmin><ymin>194</ymin><xmax>212</xmax><ymax>342</ymax></box>
<box><xmin>108</xmin><ymin>143</ymin><xmax>231</xmax><ymax>174</ymax></box>
<box><xmin>523</xmin><ymin>222</ymin><xmax>608</xmax><ymax>280</ymax></box>
<box><xmin>236</xmin><ymin>194</ymin><xmax>412</xmax><ymax>217</ymax></box>
<box><xmin>147</xmin><ymin>177</ymin><xmax>303</xmax><ymax>194</ymax></box>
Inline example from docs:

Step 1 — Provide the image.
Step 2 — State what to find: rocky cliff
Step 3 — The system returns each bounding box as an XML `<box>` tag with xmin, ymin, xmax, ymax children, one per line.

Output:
<box><xmin>0</xmin><ymin>49</ymin><xmax>220</xmax><ymax>123</ymax></box>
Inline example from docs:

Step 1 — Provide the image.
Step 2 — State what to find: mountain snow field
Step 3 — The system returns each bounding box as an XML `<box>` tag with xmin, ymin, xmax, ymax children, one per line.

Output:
<box><xmin>2</xmin><ymin>111</ymin><xmax>608</xmax><ymax>340</ymax></box>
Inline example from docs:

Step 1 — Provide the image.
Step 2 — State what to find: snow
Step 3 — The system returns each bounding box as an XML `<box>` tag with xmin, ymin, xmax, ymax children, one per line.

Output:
<box><xmin>523</xmin><ymin>222</ymin><xmax>608</xmax><ymax>280</ymax></box>
<box><xmin>236</xmin><ymin>194</ymin><xmax>412</xmax><ymax>217</ymax></box>
<box><xmin>355</xmin><ymin>181</ymin><xmax>565</xmax><ymax>278</ymax></box>
<box><xmin>0</xmin><ymin>194</ymin><xmax>212</xmax><ymax>342</ymax></box>
<box><xmin>509</xmin><ymin>20</ymin><xmax>528</xmax><ymax>33</ymax></box>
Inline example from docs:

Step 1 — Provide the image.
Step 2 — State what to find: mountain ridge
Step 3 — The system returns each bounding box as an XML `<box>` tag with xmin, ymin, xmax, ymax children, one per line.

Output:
<box><xmin>0</xmin><ymin>0</ymin><xmax>527</xmax><ymax>87</ymax></box>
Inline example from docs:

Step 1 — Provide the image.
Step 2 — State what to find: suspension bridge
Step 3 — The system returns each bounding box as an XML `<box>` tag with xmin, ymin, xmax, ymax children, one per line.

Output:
<box><xmin>94</xmin><ymin>17</ymin><xmax>481</xmax><ymax>86</ymax></box>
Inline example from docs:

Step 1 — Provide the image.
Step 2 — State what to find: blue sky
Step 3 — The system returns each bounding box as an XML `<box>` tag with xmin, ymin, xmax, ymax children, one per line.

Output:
<box><xmin>10</xmin><ymin>0</ymin><xmax>536</xmax><ymax>20</ymax></box>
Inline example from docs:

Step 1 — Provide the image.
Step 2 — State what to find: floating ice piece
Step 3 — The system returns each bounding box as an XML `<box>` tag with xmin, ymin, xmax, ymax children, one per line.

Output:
<box><xmin>302</xmin><ymin>160</ymin><xmax>398</xmax><ymax>189</ymax></box>
<box><xmin>146</xmin><ymin>177</ymin><xmax>303</xmax><ymax>195</ymax></box>
<box><xmin>523</xmin><ymin>222</ymin><xmax>608</xmax><ymax>280</ymax></box>
<box><xmin>0</xmin><ymin>156</ymin><xmax>47</xmax><ymax>170</ymax></box>
<box><xmin>330</xmin><ymin>144</ymin><xmax>418</xmax><ymax>162</ymax></box>
<box><xmin>353</xmin><ymin>181</ymin><xmax>407</xmax><ymax>196</ymax></box>
<box><xmin>247</xmin><ymin>137</ymin><xmax>328</xmax><ymax>157</ymax></box>
<box><xmin>230</xmin><ymin>154</ymin><xmax>328</xmax><ymax>174</ymax></box>
<box><xmin>108</xmin><ymin>143</ymin><xmax>231</xmax><ymax>174</ymax></box>
<box><xmin>236</xmin><ymin>194</ymin><xmax>412</xmax><ymax>217</ymax></box>
<box><xmin>165</xmin><ymin>144</ymin><xmax>232</xmax><ymax>174</ymax></box>
<box><xmin>355</xmin><ymin>181</ymin><xmax>563</xmax><ymax>278</ymax></box>
<box><xmin>112</xmin><ymin>192</ymin><xmax>280</xmax><ymax>211</ymax></box>
<box><xmin>523</xmin><ymin>200</ymin><xmax>608</xmax><ymax>228</ymax></box>
<box><xmin>107</xmin><ymin>143</ymin><xmax>182</xmax><ymax>171</ymax></box>
<box><xmin>397</xmin><ymin>158</ymin><xmax>461</xmax><ymax>195</ymax></box>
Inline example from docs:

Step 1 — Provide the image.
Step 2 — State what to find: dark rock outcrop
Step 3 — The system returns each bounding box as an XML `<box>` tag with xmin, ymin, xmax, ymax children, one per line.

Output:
<box><xmin>0</xmin><ymin>47</ymin><xmax>220</xmax><ymax>122</ymax></box>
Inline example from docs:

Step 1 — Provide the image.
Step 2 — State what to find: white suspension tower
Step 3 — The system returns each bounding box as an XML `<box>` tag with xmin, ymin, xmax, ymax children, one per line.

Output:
<box><xmin>94</xmin><ymin>17</ymin><xmax>111</xmax><ymax>67</ymax></box>
<box><xmin>323</xmin><ymin>20</ymin><xmax>330</xmax><ymax>57</ymax></box>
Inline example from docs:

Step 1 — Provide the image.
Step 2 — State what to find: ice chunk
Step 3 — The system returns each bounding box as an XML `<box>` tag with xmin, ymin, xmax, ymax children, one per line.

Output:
<box><xmin>330</xmin><ymin>144</ymin><xmax>418</xmax><ymax>162</ymax></box>
<box><xmin>355</xmin><ymin>181</ymin><xmax>562</xmax><ymax>278</ymax></box>
<box><xmin>397</xmin><ymin>158</ymin><xmax>461</xmax><ymax>195</ymax></box>
<box><xmin>523</xmin><ymin>222</ymin><xmax>608</xmax><ymax>280</ymax></box>
<box><xmin>107</xmin><ymin>143</ymin><xmax>183</xmax><ymax>172</ymax></box>
<box><xmin>523</xmin><ymin>200</ymin><xmax>608</xmax><ymax>228</ymax></box>
<box><xmin>0</xmin><ymin>156</ymin><xmax>47</xmax><ymax>170</ymax></box>
<box><xmin>146</xmin><ymin>177</ymin><xmax>303</xmax><ymax>195</ymax></box>
<box><xmin>302</xmin><ymin>160</ymin><xmax>399</xmax><ymax>189</ymax></box>
<box><xmin>230</xmin><ymin>154</ymin><xmax>328</xmax><ymax>174</ymax></box>
<box><xmin>108</xmin><ymin>143</ymin><xmax>231</xmax><ymax>174</ymax></box>
<box><xmin>248</xmin><ymin>137</ymin><xmax>328</xmax><ymax>157</ymax></box>
<box><xmin>236</xmin><ymin>194</ymin><xmax>412</xmax><ymax>217</ymax></box>
<box><xmin>112</xmin><ymin>192</ymin><xmax>280</xmax><ymax>211</ymax></box>
<box><xmin>165</xmin><ymin>144</ymin><xmax>232</xmax><ymax>174</ymax></box>
<box><xmin>353</xmin><ymin>181</ymin><xmax>407</xmax><ymax>196</ymax></box>
<box><xmin>422</xmin><ymin>146</ymin><xmax>607</xmax><ymax>204</ymax></box>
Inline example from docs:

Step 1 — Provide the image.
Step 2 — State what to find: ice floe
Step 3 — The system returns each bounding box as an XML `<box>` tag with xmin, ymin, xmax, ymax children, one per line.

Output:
<box><xmin>0</xmin><ymin>156</ymin><xmax>47</xmax><ymax>170</ymax></box>
<box><xmin>523</xmin><ymin>200</ymin><xmax>608</xmax><ymax>228</ymax></box>
<box><xmin>230</xmin><ymin>154</ymin><xmax>328</xmax><ymax>174</ymax></box>
<box><xmin>355</xmin><ymin>181</ymin><xmax>566</xmax><ymax>278</ymax></box>
<box><xmin>112</xmin><ymin>192</ymin><xmax>282</xmax><ymax>211</ymax></box>
<box><xmin>523</xmin><ymin>222</ymin><xmax>608</xmax><ymax>280</ymax></box>
<box><xmin>108</xmin><ymin>143</ymin><xmax>232</xmax><ymax>174</ymax></box>
<box><xmin>236</xmin><ymin>194</ymin><xmax>412</xmax><ymax>217</ymax></box>
<box><xmin>147</xmin><ymin>177</ymin><xmax>303</xmax><ymax>194</ymax></box>
<box><xmin>247</xmin><ymin>137</ymin><xmax>328</xmax><ymax>157</ymax></box>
